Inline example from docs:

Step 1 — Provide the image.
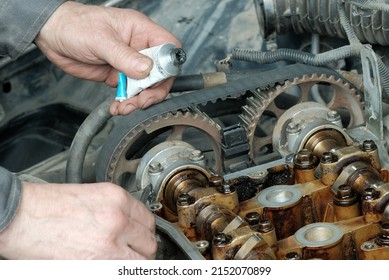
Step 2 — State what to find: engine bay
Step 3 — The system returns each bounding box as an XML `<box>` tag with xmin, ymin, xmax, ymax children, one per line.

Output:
<box><xmin>2</xmin><ymin>0</ymin><xmax>389</xmax><ymax>260</ymax></box>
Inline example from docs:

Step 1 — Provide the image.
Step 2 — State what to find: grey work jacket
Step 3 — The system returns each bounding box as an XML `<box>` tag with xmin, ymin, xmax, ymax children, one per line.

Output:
<box><xmin>0</xmin><ymin>0</ymin><xmax>65</xmax><ymax>59</ymax></box>
<box><xmin>0</xmin><ymin>0</ymin><xmax>65</xmax><ymax>231</ymax></box>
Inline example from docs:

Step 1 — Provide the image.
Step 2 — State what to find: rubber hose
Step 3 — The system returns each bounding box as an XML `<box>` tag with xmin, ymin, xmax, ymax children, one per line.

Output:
<box><xmin>339</xmin><ymin>0</ymin><xmax>389</xmax><ymax>98</ymax></box>
<box><xmin>66</xmin><ymin>96</ymin><xmax>114</xmax><ymax>183</ymax></box>
<box><xmin>231</xmin><ymin>44</ymin><xmax>363</xmax><ymax>66</ymax></box>
<box><xmin>347</xmin><ymin>0</ymin><xmax>389</xmax><ymax>12</ymax></box>
<box><xmin>256</xmin><ymin>0</ymin><xmax>389</xmax><ymax>46</ymax></box>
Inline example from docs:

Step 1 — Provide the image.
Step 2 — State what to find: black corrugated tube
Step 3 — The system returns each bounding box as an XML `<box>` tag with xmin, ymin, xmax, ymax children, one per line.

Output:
<box><xmin>338</xmin><ymin>0</ymin><xmax>389</xmax><ymax>97</ymax></box>
<box><xmin>255</xmin><ymin>0</ymin><xmax>389</xmax><ymax>46</ymax></box>
<box><xmin>231</xmin><ymin>44</ymin><xmax>363</xmax><ymax>66</ymax></box>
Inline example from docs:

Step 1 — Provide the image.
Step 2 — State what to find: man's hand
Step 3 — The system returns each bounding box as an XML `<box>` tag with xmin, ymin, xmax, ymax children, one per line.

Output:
<box><xmin>34</xmin><ymin>1</ymin><xmax>181</xmax><ymax>115</ymax></box>
<box><xmin>0</xmin><ymin>182</ymin><xmax>156</xmax><ymax>259</ymax></box>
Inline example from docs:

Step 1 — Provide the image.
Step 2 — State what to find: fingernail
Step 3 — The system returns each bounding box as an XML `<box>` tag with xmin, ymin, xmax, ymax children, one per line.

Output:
<box><xmin>134</xmin><ymin>57</ymin><xmax>152</xmax><ymax>73</ymax></box>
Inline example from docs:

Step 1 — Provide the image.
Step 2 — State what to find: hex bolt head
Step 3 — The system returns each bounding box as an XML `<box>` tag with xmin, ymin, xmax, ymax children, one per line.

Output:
<box><xmin>361</xmin><ymin>139</ymin><xmax>377</xmax><ymax>152</ymax></box>
<box><xmin>245</xmin><ymin>212</ymin><xmax>260</xmax><ymax>225</ymax></box>
<box><xmin>375</xmin><ymin>223</ymin><xmax>389</xmax><ymax>246</ymax></box>
<box><xmin>258</xmin><ymin>219</ymin><xmax>274</xmax><ymax>233</ymax></box>
<box><xmin>195</xmin><ymin>240</ymin><xmax>209</xmax><ymax>254</ymax></box>
<box><xmin>321</xmin><ymin>152</ymin><xmax>337</xmax><ymax>164</ymax></box>
<box><xmin>326</xmin><ymin>110</ymin><xmax>341</xmax><ymax>122</ymax></box>
<box><xmin>148</xmin><ymin>202</ymin><xmax>163</xmax><ymax>213</ymax></box>
<box><xmin>209</xmin><ymin>175</ymin><xmax>224</xmax><ymax>188</ymax></box>
<box><xmin>286</xmin><ymin>121</ymin><xmax>300</xmax><ymax>134</ymax></box>
<box><xmin>212</xmin><ymin>232</ymin><xmax>231</xmax><ymax>246</ymax></box>
<box><xmin>333</xmin><ymin>185</ymin><xmax>358</xmax><ymax>206</ymax></box>
<box><xmin>218</xmin><ymin>183</ymin><xmax>235</xmax><ymax>194</ymax></box>
<box><xmin>363</xmin><ymin>187</ymin><xmax>380</xmax><ymax>200</ymax></box>
<box><xmin>363</xmin><ymin>243</ymin><xmax>374</xmax><ymax>250</ymax></box>
<box><xmin>177</xmin><ymin>193</ymin><xmax>192</xmax><ymax>206</ymax></box>
<box><xmin>189</xmin><ymin>149</ymin><xmax>205</xmax><ymax>161</ymax></box>
<box><xmin>381</xmin><ymin>223</ymin><xmax>389</xmax><ymax>236</ymax></box>
<box><xmin>148</xmin><ymin>161</ymin><xmax>163</xmax><ymax>174</ymax></box>
<box><xmin>294</xmin><ymin>149</ymin><xmax>317</xmax><ymax>169</ymax></box>
<box><xmin>285</xmin><ymin>252</ymin><xmax>300</xmax><ymax>260</ymax></box>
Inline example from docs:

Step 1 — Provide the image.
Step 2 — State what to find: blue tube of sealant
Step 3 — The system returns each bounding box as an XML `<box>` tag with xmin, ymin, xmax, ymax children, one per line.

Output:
<box><xmin>115</xmin><ymin>43</ymin><xmax>186</xmax><ymax>102</ymax></box>
<box><xmin>115</xmin><ymin>72</ymin><xmax>128</xmax><ymax>102</ymax></box>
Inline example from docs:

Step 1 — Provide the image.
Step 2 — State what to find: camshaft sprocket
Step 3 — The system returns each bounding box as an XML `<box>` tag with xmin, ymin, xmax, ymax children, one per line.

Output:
<box><xmin>97</xmin><ymin>106</ymin><xmax>222</xmax><ymax>192</ymax></box>
<box><xmin>239</xmin><ymin>73</ymin><xmax>364</xmax><ymax>162</ymax></box>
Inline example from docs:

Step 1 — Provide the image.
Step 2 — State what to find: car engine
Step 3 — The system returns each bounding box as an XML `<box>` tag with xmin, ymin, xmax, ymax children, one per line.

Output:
<box><xmin>2</xmin><ymin>0</ymin><xmax>389</xmax><ymax>260</ymax></box>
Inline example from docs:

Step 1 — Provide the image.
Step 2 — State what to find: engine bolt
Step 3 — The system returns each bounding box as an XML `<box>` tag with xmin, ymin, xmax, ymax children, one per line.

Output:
<box><xmin>361</xmin><ymin>140</ymin><xmax>377</xmax><ymax>152</ymax></box>
<box><xmin>209</xmin><ymin>175</ymin><xmax>224</xmax><ymax>188</ymax></box>
<box><xmin>148</xmin><ymin>161</ymin><xmax>163</xmax><ymax>174</ymax></box>
<box><xmin>326</xmin><ymin>110</ymin><xmax>341</xmax><ymax>122</ymax></box>
<box><xmin>294</xmin><ymin>149</ymin><xmax>317</xmax><ymax>169</ymax></box>
<box><xmin>218</xmin><ymin>183</ymin><xmax>235</xmax><ymax>194</ymax></box>
<box><xmin>333</xmin><ymin>184</ymin><xmax>358</xmax><ymax>206</ymax></box>
<box><xmin>148</xmin><ymin>202</ymin><xmax>163</xmax><ymax>214</ymax></box>
<box><xmin>285</xmin><ymin>252</ymin><xmax>300</xmax><ymax>260</ymax></box>
<box><xmin>212</xmin><ymin>232</ymin><xmax>231</xmax><ymax>246</ymax></box>
<box><xmin>286</xmin><ymin>121</ymin><xmax>300</xmax><ymax>134</ymax></box>
<box><xmin>195</xmin><ymin>240</ymin><xmax>210</xmax><ymax>255</ymax></box>
<box><xmin>363</xmin><ymin>187</ymin><xmax>380</xmax><ymax>200</ymax></box>
<box><xmin>258</xmin><ymin>219</ymin><xmax>274</xmax><ymax>233</ymax></box>
<box><xmin>245</xmin><ymin>212</ymin><xmax>260</xmax><ymax>226</ymax></box>
<box><xmin>374</xmin><ymin>223</ymin><xmax>389</xmax><ymax>246</ymax></box>
<box><xmin>363</xmin><ymin>243</ymin><xmax>374</xmax><ymax>250</ymax></box>
<box><xmin>189</xmin><ymin>149</ymin><xmax>205</xmax><ymax>161</ymax></box>
<box><xmin>321</xmin><ymin>152</ymin><xmax>336</xmax><ymax>164</ymax></box>
<box><xmin>177</xmin><ymin>193</ymin><xmax>192</xmax><ymax>206</ymax></box>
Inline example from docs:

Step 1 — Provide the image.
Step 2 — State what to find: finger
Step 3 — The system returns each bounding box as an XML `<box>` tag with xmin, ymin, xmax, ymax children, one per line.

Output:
<box><xmin>110</xmin><ymin>100</ymin><xmax>137</xmax><ymax>115</ymax></box>
<box><xmin>121</xmin><ymin>193</ymin><xmax>156</xmax><ymax>232</ymax></box>
<box><xmin>137</xmin><ymin>78</ymin><xmax>173</xmax><ymax>109</ymax></box>
<box><xmin>124</xmin><ymin>217</ymin><xmax>157</xmax><ymax>260</ymax></box>
<box><xmin>101</xmin><ymin>40</ymin><xmax>153</xmax><ymax>79</ymax></box>
<box><xmin>110</xmin><ymin>76</ymin><xmax>173</xmax><ymax>115</ymax></box>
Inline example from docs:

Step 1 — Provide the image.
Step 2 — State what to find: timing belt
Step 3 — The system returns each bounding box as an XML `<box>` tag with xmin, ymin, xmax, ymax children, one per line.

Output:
<box><xmin>98</xmin><ymin>63</ymin><xmax>344</xmax><ymax>181</ymax></box>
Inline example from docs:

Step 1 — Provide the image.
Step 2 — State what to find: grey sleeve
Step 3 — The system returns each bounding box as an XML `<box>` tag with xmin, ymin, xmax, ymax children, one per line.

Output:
<box><xmin>0</xmin><ymin>167</ymin><xmax>22</xmax><ymax>232</ymax></box>
<box><xmin>0</xmin><ymin>0</ymin><xmax>66</xmax><ymax>59</ymax></box>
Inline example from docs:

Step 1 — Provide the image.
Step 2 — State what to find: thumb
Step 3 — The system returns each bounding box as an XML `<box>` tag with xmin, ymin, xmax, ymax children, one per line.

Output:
<box><xmin>104</xmin><ymin>41</ymin><xmax>153</xmax><ymax>79</ymax></box>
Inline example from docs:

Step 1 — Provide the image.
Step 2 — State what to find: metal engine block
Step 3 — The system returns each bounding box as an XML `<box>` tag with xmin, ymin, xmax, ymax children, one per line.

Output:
<box><xmin>2</xmin><ymin>0</ymin><xmax>389</xmax><ymax>260</ymax></box>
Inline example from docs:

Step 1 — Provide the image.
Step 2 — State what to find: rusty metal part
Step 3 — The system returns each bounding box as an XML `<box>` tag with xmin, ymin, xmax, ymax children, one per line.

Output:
<box><xmin>163</xmin><ymin>168</ymin><xmax>209</xmax><ymax>212</ymax></box>
<box><xmin>258</xmin><ymin>185</ymin><xmax>303</xmax><ymax>239</ymax></box>
<box><xmin>212</xmin><ymin>226</ymin><xmax>276</xmax><ymax>260</ymax></box>
<box><xmin>333</xmin><ymin>185</ymin><xmax>361</xmax><ymax>221</ymax></box>
<box><xmin>293</xmin><ymin>149</ymin><xmax>318</xmax><ymax>183</ymax></box>
<box><xmin>320</xmin><ymin>145</ymin><xmax>382</xmax><ymax>188</ymax></box>
<box><xmin>272</xmin><ymin>102</ymin><xmax>354</xmax><ymax>157</ymax></box>
<box><xmin>245</xmin><ymin>212</ymin><xmax>261</xmax><ymax>227</ymax></box>
<box><xmin>362</xmin><ymin>183</ymin><xmax>389</xmax><ymax>223</ymax></box>
<box><xmin>195</xmin><ymin>240</ymin><xmax>210</xmax><ymax>255</ymax></box>
<box><xmin>361</xmin><ymin>223</ymin><xmax>389</xmax><ymax>259</ymax></box>
<box><xmin>303</xmin><ymin>129</ymin><xmax>348</xmax><ymax>158</ymax></box>
<box><xmin>177</xmin><ymin>193</ymin><xmax>196</xmax><ymax>234</ymax></box>
<box><xmin>258</xmin><ymin>219</ymin><xmax>278</xmax><ymax>252</ymax></box>
<box><xmin>100</xmin><ymin>107</ymin><xmax>222</xmax><ymax>190</ymax></box>
<box><xmin>196</xmin><ymin>205</ymin><xmax>237</xmax><ymax>241</ymax></box>
<box><xmin>239</xmin><ymin>74</ymin><xmax>364</xmax><ymax>161</ymax></box>
<box><xmin>375</xmin><ymin>223</ymin><xmax>389</xmax><ymax>247</ymax></box>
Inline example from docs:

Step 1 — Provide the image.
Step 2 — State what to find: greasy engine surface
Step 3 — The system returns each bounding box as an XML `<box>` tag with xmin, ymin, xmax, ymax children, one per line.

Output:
<box><xmin>2</xmin><ymin>0</ymin><xmax>389</xmax><ymax>260</ymax></box>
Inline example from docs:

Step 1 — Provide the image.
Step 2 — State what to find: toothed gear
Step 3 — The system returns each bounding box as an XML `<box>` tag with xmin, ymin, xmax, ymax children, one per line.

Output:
<box><xmin>239</xmin><ymin>73</ymin><xmax>364</xmax><ymax>162</ymax></box>
<box><xmin>98</xmin><ymin>106</ymin><xmax>222</xmax><ymax>191</ymax></box>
